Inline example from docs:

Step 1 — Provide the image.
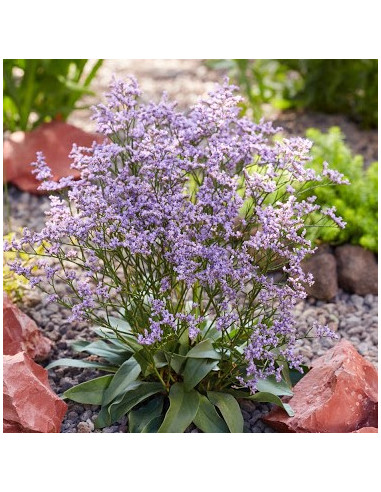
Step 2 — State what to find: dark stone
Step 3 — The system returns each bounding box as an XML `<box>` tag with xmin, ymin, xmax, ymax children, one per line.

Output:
<box><xmin>302</xmin><ymin>252</ymin><xmax>338</xmax><ymax>300</ymax></box>
<box><xmin>335</xmin><ymin>245</ymin><xmax>378</xmax><ymax>295</ymax></box>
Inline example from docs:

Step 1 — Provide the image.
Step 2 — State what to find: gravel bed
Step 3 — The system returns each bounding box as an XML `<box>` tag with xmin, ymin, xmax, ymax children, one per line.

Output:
<box><xmin>4</xmin><ymin>185</ymin><xmax>378</xmax><ymax>433</ymax></box>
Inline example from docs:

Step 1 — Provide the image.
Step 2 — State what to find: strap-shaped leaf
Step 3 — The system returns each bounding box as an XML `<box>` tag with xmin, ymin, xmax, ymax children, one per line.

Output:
<box><xmin>107</xmin><ymin>316</ymin><xmax>132</xmax><ymax>333</ymax></box>
<box><xmin>153</xmin><ymin>351</ymin><xmax>168</xmax><ymax>369</ymax></box>
<box><xmin>102</xmin><ymin>358</ymin><xmax>141</xmax><ymax>405</ymax></box>
<box><xmin>246</xmin><ymin>391</ymin><xmax>295</xmax><ymax>417</ymax></box>
<box><xmin>105</xmin><ymin>382</ymin><xmax>164</xmax><ymax>427</ymax></box>
<box><xmin>186</xmin><ymin>339</ymin><xmax>221</xmax><ymax>360</ymax></box>
<box><xmin>256</xmin><ymin>375</ymin><xmax>293</xmax><ymax>396</ymax></box>
<box><xmin>207</xmin><ymin>391</ymin><xmax>244</xmax><ymax>433</ymax></box>
<box><xmin>63</xmin><ymin>375</ymin><xmax>113</xmax><ymax>404</ymax></box>
<box><xmin>158</xmin><ymin>383</ymin><xmax>200</xmax><ymax>433</ymax></box>
<box><xmin>141</xmin><ymin>415</ymin><xmax>165</xmax><ymax>433</ymax></box>
<box><xmin>128</xmin><ymin>395</ymin><xmax>164</xmax><ymax>433</ymax></box>
<box><xmin>193</xmin><ymin>394</ymin><xmax>229</xmax><ymax>433</ymax></box>
<box><xmin>68</xmin><ymin>339</ymin><xmax>130</xmax><ymax>365</ymax></box>
<box><xmin>164</xmin><ymin>352</ymin><xmax>186</xmax><ymax>375</ymax></box>
<box><xmin>45</xmin><ymin>358</ymin><xmax>117</xmax><ymax>372</ymax></box>
<box><xmin>183</xmin><ymin>359</ymin><xmax>219</xmax><ymax>391</ymax></box>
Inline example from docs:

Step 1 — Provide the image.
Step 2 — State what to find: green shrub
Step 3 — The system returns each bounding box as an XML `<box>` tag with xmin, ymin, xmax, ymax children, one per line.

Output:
<box><xmin>284</xmin><ymin>59</ymin><xmax>378</xmax><ymax>128</ymax></box>
<box><xmin>211</xmin><ymin>59</ymin><xmax>378</xmax><ymax>128</ymax></box>
<box><xmin>302</xmin><ymin>127</ymin><xmax>378</xmax><ymax>251</ymax></box>
<box><xmin>3</xmin><ymin>59</ymin><xmax>103</xmax><ymax>132</ymax></box>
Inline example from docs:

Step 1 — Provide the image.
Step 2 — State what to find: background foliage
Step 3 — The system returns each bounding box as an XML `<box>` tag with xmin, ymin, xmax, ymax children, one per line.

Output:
<box><xmin>3</xmin><ymin>59</ymin><xmax>103</xmax><ymax>132</ymax></box>
<box><xmin>209</xmin><ymin>59</ymin><xmax>378</xmax><ymax>128</ymax></box>
<box><xmin>304</xmin><ymin>127</ymin><xmax>378</xmax><ymax>252</ymax></box>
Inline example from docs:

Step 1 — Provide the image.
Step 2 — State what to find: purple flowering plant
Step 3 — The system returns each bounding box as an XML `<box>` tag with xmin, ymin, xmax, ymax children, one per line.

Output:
<box><xmin>5</xmin><ymin>77</ymin><xmax>345</xmax><ymax>433</ymax></box>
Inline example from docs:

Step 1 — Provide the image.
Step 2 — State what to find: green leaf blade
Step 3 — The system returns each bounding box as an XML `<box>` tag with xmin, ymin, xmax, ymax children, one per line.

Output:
<box><xmin>207</xmin><ymin>391</ymin><xmax>244</xmax><ymax>433</ymax></box>
<box><xmin>256</xmin><ymin>375</ymin><xmax>293</xmax><ymax>396</ymax></box>
<box><xmin>247</xmin><ymin>391</ymin><xmax>295</xmax><ymax>417</ymax></box>
<box><xmin>63</xmin><ymin>375</ymin><xmax>113</xmax><ymax>405</ymax></box>
<box><xmin>158</xmin><ymin>383</ymin><xmax>199</xmax><ymax>433</ymax></box>
<box><xmin>182</xmin><ymin>359</ymin><xmax>219</xmax><ymax>391</ymax></box>
<box><xmin>106</xmin><ymin>382</ymin><xmax>164</xmax><ymax>426</ymax></box>
<box><xmin>45</xmin><ymin>358</ymin><xmax>117</xmax><ymax>372</ymax></box>
<box><xmin>186</xmin><ymin>339</ymin><xmax>221</xmax><ymax>360</ymax></box>
<box><xmin>129</xmin><ymin>395</ymin><xmax>164</xmax><ymax>433</ymax></box>
<box><xmin>193</xmin><ymin>395</ymin><xmax>229</xmax><ymax>433</ymax></box>
<box><xmin>102</xmin><ymin>358</ymin><xmax>141</xmax><ymax>405</ymax></box>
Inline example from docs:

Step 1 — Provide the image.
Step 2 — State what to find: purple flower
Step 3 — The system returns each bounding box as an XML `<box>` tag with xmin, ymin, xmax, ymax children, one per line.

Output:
<box><xmin>4</xmin><ymin>76</ymin><xmax>348</xmax><ymax>393</ymax></box>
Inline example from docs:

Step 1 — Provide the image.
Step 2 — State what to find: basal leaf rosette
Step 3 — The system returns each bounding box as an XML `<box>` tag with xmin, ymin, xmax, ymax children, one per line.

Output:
<box><xmin>5</xmin><ymin>77</ymin><xmax>344</xmax><ymax>432</ymax></box>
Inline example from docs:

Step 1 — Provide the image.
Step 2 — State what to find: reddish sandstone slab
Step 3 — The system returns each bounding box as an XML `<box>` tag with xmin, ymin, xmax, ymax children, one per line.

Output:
<box><xmin>3</xmin><ymin>293</ymin><xmax>52</xmax><ymax>361</ymax></box>
<box><xmin>264</xmin><ymin>340</ymin><xmax>378</xmax><ymax>433</ymax></box>
<box><xmin>3</xmin><ymin>352</ymin><xmax>67</xmax><ymax>433</ymax></box>
<box><xmin>3</xmin><ymin>120</ymin><xmax>104</xmax><ymax>194</ymax></box>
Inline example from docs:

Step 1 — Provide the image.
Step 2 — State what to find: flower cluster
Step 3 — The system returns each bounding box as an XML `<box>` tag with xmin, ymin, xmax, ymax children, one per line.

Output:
<box><xmin>5</xmin><ymin>77</ymin><xmax>347</xmax><ymax>392</ymax></box>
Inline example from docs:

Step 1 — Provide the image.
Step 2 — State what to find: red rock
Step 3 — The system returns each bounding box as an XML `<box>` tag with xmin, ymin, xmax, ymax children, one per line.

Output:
<box><xmin>3</xmin><ymin>352</ymin><xmax>67</xmax><ymax>433</ymax></box>
<box><xmin>352</xmin><ymin>427</ymin><xmax>378</xmax><ymax>433</ymax></box>
<box><xmin>264</xmin><ymin>340</ymin><xmax>378</xmax><ymax>433</ymax></box>
<box><xmin>335</xmin><ymin>245</ymin><xmax>378</xmax><ymax>295</ymax></box>
<box><xmin>3</xmin><ymin>121</ymin><xmax>104</xmax><ymax>194</ymax></box>
<box><xmin>3</xmin><ymin>293</ymin><xmax>52</xmax><ymax>361</ymax></box>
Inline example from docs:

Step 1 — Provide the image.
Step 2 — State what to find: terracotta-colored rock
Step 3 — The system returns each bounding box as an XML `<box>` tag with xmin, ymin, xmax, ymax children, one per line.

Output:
<box><xmin>3</xmin><ymin>120</ymin><xmax>104</xmax><ymax>194</ymax></box>
<box><xmin>264</xmin><ymin>340</ymin><xmax>378</xmax><ymax>433</ymax></box>
<box><xmin>335</xmin><ymin>245</ymin><xmax>378</xmax><ymax>295</ymax></box>
<box><xmin>352</xmin><ymin>427</ymin><xmax>378</xmax><ymax>433</ymax></box>
<box><xmin>3</xmin><ymin>352</ymin><xmax>67</xmax><ymax>433</ymax></box>
<box><xmin>3</xmin><ymin>293</ymin><xmax>52</xmax><ymax>361</ymax></box>
<box><xmin>302</xmin><ymin>252</ymin><xmax>338</xmax><ymax>300</ymax></box>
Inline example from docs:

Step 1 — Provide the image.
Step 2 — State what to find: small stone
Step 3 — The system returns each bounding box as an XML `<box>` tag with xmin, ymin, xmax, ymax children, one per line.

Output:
<box><xmin>364</xmin><ymin>294</ymin><xmax>374</xmax><ymax>308</ymax></box>
<box><xmin>81</xmin><ymin>410</ymin><xmax>93</xmax><ymax>421</ymax></box>
<box><xmin>77</xmin><ymin>421</ymin><xmax>92</xmax><ymax>433</ymax></box>
<box><xmin>351</xmin><ymin>295</ymin><xmax>364</xmax><ymax>308</ymax></box>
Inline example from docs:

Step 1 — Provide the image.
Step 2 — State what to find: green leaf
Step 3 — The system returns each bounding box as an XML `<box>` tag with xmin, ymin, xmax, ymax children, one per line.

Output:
<box><xmin>207</xmin><ymin>391</ymin><xmax>244</xmax><ymax>433</ymax></box>
<box><xmin>63</xmin><ymin>375</ymin><xmax>113</xmax><ymax>405</ymax></box>
<box><xmin>179</xmin><ymin>327</ymin><xmax>189</xmax><ymax>346</ymax></box>
<box><xmin>256</xmin><ymin>375</ymin><xmax>293</xmax><ymax>396</ymax></box>
<box><xmin>103</xmin><ymin>382</ymin><xmax>164</xmax><ymax>427</ymax></box>
<box><xmin>107</xmin><ymin>316</ymin><xmax>133</xmax><ymax>333</ymax></box>
<box><xmin>153</xmin><ymin>351</ymin><xmax>168</xmax><ymax>369</ymax></box>
<box><xmin>69</xmin><ymin>340</ymin><xmax>130</xmax><ymax>365</ymax></box>
<box><xmin>128</xmin><ymin>395</ymin><xmax>164</xmax><ymax>433</ymax></box>
<box><xmin>45</xmin><ymin>358</ymin><xmax>117</xmax><ymax>372</ymax></box>
<box><xmin>246</xmin><ymin>392</ymin><xmax>295</xmax><ymax>417</ymax></box>
<box><xmin>141</xmin><ymin>415</ymin><xmax>165</xmax><ymax>433</ymax></box>
<box><xmin>132</xmin><ymin>351</ymin><xmax>153</xmax><ymax>377</ymax></box>
<box><xmin>200</xmin><ymin>319</ymin><xmax>222</xmax><ymax>341</ymax></box>
<box><xmin>158</xmin><ymin>383</ymin><xmax>199</xmax><ymax>433</ymax></box>
<box><xmin>289</xmin><ymin>366</ymin><xmax>309</xmax><ymax>386</ymax></box>
<box><xmin>182</xmin><ymin>359</ymin><xmax>219</xmax><ymax>391</ymax></box>
<box><xmin>102</xmin><ymin>358</ymin><xmax>141</xmax><ymax>405</ymax></box>
<box><xmin>193</xmin><ymin>395</ymin><xmax>229</xmax><ymax>433</ymax></box>
<box><xmin>164</xmin><ymin>351</ymin><xmax>186</xmax><ymax>375</ymax></box>
<box><xmin>186</xmin><ymin>339</ymin><xmax>221</xmax><ymax>360</ymax></box>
